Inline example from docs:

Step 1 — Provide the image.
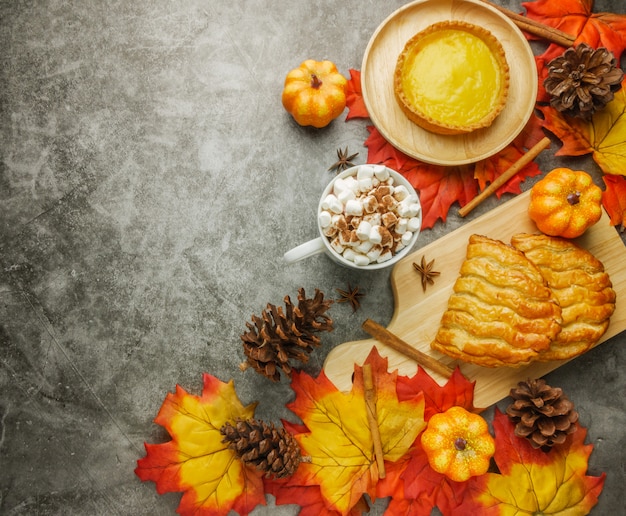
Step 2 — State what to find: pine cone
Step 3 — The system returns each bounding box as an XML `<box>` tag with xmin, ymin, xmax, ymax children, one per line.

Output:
<box><xmin>220</xmin><ymin>418</ymin><xmax>302</xmax><ymax>478</ymax></box>
<box><xmin>544</xmin><ymin>43</ymin><xmax>624</xmax><ymax>120</ymax></box>
<box><xmin>240</xmin><ymin>288</ymin><xmax>333</xmax><ymax>382</ymax></box>
<box><xmin>506</xmin><ymin>378</ymin><xmax>579</xmax><ymax>450</ymax></box>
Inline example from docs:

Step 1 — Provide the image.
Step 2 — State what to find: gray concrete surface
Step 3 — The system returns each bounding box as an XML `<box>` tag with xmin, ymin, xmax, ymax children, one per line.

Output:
<box><xmin>1</xmin><ymin>0</ymin><xmax>625</xmax><ymax>514</ymax></box>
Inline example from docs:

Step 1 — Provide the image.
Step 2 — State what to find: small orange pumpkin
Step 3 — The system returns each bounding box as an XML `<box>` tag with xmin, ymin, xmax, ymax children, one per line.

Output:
<box><xmin>528</xmin><ymin>168</ymin><xmax>602</xmax><ymax>239</ymax></box>
<box><xmin>281</xmin><ymin>60</ymin><xmax>347</xmax><ymax>128</ymax></box>
<box><xmin>420</xmin><ymin>406</ymin><xmax>495</xmax><ymax>482</ymax></box>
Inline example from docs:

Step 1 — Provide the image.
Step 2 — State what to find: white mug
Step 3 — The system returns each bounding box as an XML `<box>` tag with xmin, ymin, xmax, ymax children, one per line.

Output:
<box><xmin>284</xmin><ymin>165</ymin><xmax>422</xmax><ymax>270</ymax></box>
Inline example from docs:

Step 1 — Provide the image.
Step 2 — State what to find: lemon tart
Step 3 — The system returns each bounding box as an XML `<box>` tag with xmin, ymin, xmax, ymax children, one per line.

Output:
<box><xmin>394</xmin><ymin>21</ymin><xmax>510</xmax><ymax>135</ymax></box>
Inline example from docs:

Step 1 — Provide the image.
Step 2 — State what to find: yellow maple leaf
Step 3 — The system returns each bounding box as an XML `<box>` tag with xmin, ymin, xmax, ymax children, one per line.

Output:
<box><xmin>457</xmin><ymin>409</ymin><xmax>605</xmax><ymax>515</ymax></box>
<box><xmin>286</xmin><ymin>348</ymin><xmax>426</xmax><ymax>515</ymax></box>
<box><xmin>135</xmin><ymin>374</ymin><xmax>265</xmax><ymax>516</ymax></box>
<box><xmin>540</xmin><ymin>88</ymin><xmax>626</xmax><ymax>176</ymax></box>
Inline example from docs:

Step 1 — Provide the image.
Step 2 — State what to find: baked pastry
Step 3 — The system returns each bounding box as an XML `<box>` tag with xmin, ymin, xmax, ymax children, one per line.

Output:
<box><xmin>431</xmin><ymin>235</ymin><xmax>563</xmax><ymax>367</ymax></box>
<box><xmin>511</xmin><ymin>233</ymin><xmax>616</xmax><ymax>361</ymax></box>
<box><xmin>394</xmin><ymin>21</ymin><xmax>510</xmax><ymax>135</ymax></box>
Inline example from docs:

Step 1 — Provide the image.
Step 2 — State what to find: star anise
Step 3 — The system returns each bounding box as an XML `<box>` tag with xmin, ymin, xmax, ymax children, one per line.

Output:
<box><xmin>328</xmin><ymin>146</ymin><xmax>359</xmax><ymax>173</ymax></box>
<box><xmin>413</xmin><ymin>256</ymin><xmax>440</xmax><ymax>292</ymax></box>
<box><xmin>336</xmin><ymin>283</ymin><xmax>365</xmax><ymax>312</ymax></box>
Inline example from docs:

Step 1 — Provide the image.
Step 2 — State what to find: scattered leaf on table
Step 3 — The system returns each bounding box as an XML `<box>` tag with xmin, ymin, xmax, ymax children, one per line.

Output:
<box><xmin>381</xmin><ymin>367</ymin><xmax>479</xmax><ymax>515</ymax></box>
<box><xmin>523</xmin><ymin>0</ymin><xmax>626</xmax><ymax>102</ymax></box>
<box><xmin>283</xmin><ymin>347</ymin><xmax>426</xmax><ymax>515</ymax></box>
<box><xmin>135</xmin><ymin>374</ymin><xmax>264</xmax><ymax>516</ymax></box>
<box><xmin>474</xmin><ymin>144</ymin><xmax>543</xmax><ymax>196</ymax></box>
<box><xmin>603</xmin><ymin>174</ymin><xmax>626</xmax><ymax>229</ymax></box>
<box><xmin>455</xmin><ymin>409</ymin><xmax>605</xmax><ymax>515</ymax></box>
<box><xmin>539</xmin><ymin>88</ymin><xmax>626</xmax><ymax>176</ymax></box>
<box><xmin>345</xmin><ymin>69</ymin><xmax>369</xmax><ymax>120</ymax></box>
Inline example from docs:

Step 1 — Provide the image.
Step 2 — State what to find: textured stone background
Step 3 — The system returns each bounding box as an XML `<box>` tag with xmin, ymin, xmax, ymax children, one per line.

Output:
<box><xmin>1</xmin><ymin>0</ymin><xmax>625</xmax><ymax>514</ymax></box>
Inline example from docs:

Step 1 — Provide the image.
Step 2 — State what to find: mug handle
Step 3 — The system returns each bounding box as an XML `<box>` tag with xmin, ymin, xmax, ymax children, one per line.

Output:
<box><xmin>284</xmin><ymin>237</ymin><xmax>326</xmax><ymax>263</ymax></box>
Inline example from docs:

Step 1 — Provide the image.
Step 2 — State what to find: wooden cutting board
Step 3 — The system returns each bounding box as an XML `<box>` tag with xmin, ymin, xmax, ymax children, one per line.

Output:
<box><xmin>323</xmin><ymin>191</ymin><xmax>626</xmax><ymax>408</ymax></box>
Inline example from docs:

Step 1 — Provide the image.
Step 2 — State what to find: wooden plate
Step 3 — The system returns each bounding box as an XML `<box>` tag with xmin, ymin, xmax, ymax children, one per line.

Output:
<box><xmin>323</xmin><ymin>192</ymin><xmax>626</xmax><ymax>408</ymax></box>
<box><xmin>362</xmin><ymin>0</ymin><xmax>538</xmax><ymax>166</ymax></box>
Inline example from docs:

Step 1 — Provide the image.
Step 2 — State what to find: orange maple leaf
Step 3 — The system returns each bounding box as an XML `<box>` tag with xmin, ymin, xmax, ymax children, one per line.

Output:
<box><xmin>539</xmin><ymin>88</ymin><xmax>626</xmax><ymax>175</ymax></box>
<box><xmin>282</xmin><ymin>347</ymin><xmax>426</xmax><ymax>515</ymax></box>
<box><xmin>603</xmin><ymin>174</ymin><xmax>626</xmax><ymax>229</ymax></box>
<box><xmin>455</xmin><ymin>409</ymin><xmax>605</xmax><ymax>515</ymax></box>
<box><xmin>135</xmin><ymin>374</ymin><xmax>265</xmax><ymax>516</ymax></box>
<box><xmin>345</xmin><ymin>69</ymin><xmax>369</xmax><ymax>120</ymax></box>
<box><xmin>523</xmin><ymin>0</ymin><xmax>626</xmax><ymax>102</ymax></box>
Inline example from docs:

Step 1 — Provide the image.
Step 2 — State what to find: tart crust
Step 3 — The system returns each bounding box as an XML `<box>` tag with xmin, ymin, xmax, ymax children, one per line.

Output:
<box><xmin>394</xmin><ymin>21</ymin><xmax>510</xmax><ymax>135</ymax></box>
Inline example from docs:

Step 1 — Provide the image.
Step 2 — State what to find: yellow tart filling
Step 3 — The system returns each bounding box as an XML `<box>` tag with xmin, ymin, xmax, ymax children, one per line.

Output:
<box><xmin>394</xmin><ymin>21</ymin><xmax>510</xmax><ymax>135</ymax></box>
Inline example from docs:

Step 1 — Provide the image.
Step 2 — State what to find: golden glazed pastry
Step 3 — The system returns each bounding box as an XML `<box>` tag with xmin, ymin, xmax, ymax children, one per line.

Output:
<box><xmin>431</xmin><ymin>235</ymin><xmax>563</xmax><ymax>367</ymax></box>
<box><xmin>511</xmin><ymin>233</ymin><xmax>616</xmax><ymax>361</ymax></box>
<box><xmin>394</xmin><ymin>21</ymin><xmax>510</xmax><ymax>135</ymax></box>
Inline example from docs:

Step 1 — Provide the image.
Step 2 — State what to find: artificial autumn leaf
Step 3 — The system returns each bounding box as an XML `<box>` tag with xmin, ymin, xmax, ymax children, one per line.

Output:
<box><xmin>345</xmin><ymin>69</ymin><xmax>369</xmax><ymax>120</ymax></box>
<box><xmin>377</xmin><ymin>367</ymin><xmax>479</xmax><ymax>515</ymax></box>
<box><xmin>282</xmin><ymin>346</ymin><xmax>426</xmax><ymax>515</ymax></box>
<box><xmin>455</xmin><ymin>409</ymin><xmax>605</xmax><ymax>515</ymax></box>
<box><xmin>135</xmin><ymin>374</ymin><xmax>265</xmax><ymax>516</ymax></box>
<box><xmin>539</xmin><ymin>88</ymin><xmax>626</xmax><ymax>176</ymax></box>
<box><xmin>523</xmin><ymin>0</ymin><xmax>626</xmax><ymax>102</ymax></box>
<box><xmin>474</xmin><ymin>143</ymin><xmax>543</xmax><ymax>196</ymax></box>
<box><xmin>603</xmin><ymin>174</ymin><xmax>626</xmax><ymax>229</ymax></box>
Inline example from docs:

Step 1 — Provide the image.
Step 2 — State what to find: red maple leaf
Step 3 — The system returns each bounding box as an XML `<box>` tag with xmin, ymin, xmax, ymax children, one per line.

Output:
<box><xmin>523</xmin><ymin>0</ymin><xmax>626</xmax><ymax>102</ymax></box>
<box><xmin>603</xmin><ymin>174</ymin><xmax>626</xmax><ymax>229</ymax></box>
<box><xmin>345</xmin><ymin>69</ymin><xmax>369</xmax><ymax>120</ymax></box>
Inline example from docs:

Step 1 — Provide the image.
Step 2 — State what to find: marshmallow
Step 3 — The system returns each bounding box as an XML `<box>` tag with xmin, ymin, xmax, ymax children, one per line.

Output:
<box><xmin>318</xmin><ymin>210</ymin><xmax>332</xmax><ymax>228</ymax></box>
<box><xmin>337</xmin><ymin>188</ymin><xmax>356</xmax><ymax>204</ymax></box>
<box><xmin>401</xmin><ymin>231</ymin><xmax>414</xmax><ymax>246</ymax></box>
<box><xmin>343</xmin><ymin>248</ymin><xmax>357</xmax><ymax>262</ymax></box>
<box><xmin>393</xmin><ymin>185</ymin><xmax>410</xmax><ymax>201</ymax></box>
<box><xmin>323</xmin><ymin>193</ymin><xmax>343</xmax><ymax>214</ymax></box>
<box><xmin>358</xmin><ymin>177</ymin><xmax>373</xmax><ymax>192</ymax></box>
<box><xmin>332</xmin><ymin>214</ymin><xmax>348</xmax><ymax>231</ymax></box>
<box><xmin>407</xmin><ymin>216</ymin><xmax>421</xmax><ymax>232</ymax></box>
<box><xmin>372</xmin><ymin>165</ymin><xmax>389</xmax><ymax>181</ymax></box>
<box><xmin>352</xmin><ymin>254</ymin><xmax>371</xmax><ymax>266</ymax></box>
<box><xmin>366</xmin><ymin>244</ymin><xmax>383</xmax><ymax>261</ymax></box>
<box><xmin>343</xmin><ymin>176</ymin><xmax>359</xmax><ymax>194</ymax></box>
<box><xmin>381</xmin><ymin>211</ymin><xmax>398</xmax><ymax>228</ymax></box>
<box><xmin>356</xmin><ymin>166</ymin><xmax>375</xmax><ymax>180</ymax></box>
<box><xmin>356</xmin><ymin>239</ymin><xmax>374</xmax><ymax>253</ymax></box>
<box><xmin>363</xmin><ymin>195</ymin><xmax>379</xmax><ymax>214</ymax></box>
<box><xmin>363</xmin><ymin>212</ymin><xmax>382</xmax><ymax>226</ymax></box>
<box><xmin>323</xmin><ymin>225</ymin><xmax>338</xmax><ymax>237</ymax></box>
<box><xmin>345</xmin><ymin>199</ymin><xmax>364</xmax><ymax>216</ymax></box>
<box><xmin>377</xmin><ymin>249</ymin><xmax>394</xmax><ymax>263</ymax></box>
<box><xmin>330</xmin><ymin>237</ymin><xmax>345</xmax><ymax>254</ymax></box>
<box><xmin>356</xmin><ymin>220</ymin><xmax>372</xmax><ymax>241</ymax></box>
<box><xmin>395</xmin><ymin>217</ymin><xmax>408</xmax><ymax>234</ymax></box>
<box><xmin>369</xmin><ymin>225</ymin><xmax>383</xmax><ymax>244</ymax></box>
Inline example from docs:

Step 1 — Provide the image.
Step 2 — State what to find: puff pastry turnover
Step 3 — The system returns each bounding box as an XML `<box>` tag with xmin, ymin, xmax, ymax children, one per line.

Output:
<box><xmin>511</xmin><ymin>233</ymin><xmax>616</xmax><ymax>361</ymax></box>
<box><xmin>431</xmin><ymin>234</ymin><xmax>563</xmax><ymax>367</ymax></box>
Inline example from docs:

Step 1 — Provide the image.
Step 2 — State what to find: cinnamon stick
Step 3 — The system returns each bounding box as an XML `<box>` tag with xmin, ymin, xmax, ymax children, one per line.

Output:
<box><xmin>362</xmin><ymin>319</ymin><xmax>455</xmax><ymax>379</ymax></box>
<box><xmin>482</xmin><ymin>0</ymin><xmax>575</xmax><ymax>47</ymax></box>
<box><xmin>362</xmin><ymin>363</ymin><xmax>386</xmax><ymax>479</ymax></box>
<box><xmin>458</xmin><ymin>136</ymin><xmax>551</xmax><ymax>218</ymax></box>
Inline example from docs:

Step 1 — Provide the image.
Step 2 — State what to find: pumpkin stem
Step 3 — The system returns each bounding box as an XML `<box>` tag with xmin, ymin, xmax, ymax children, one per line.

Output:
<box><xmin>454</xmin><ymin>437</ymin><xmax>467</xmax><ymax>451</ymax></box>
<box><xmin>310</xmin><ymin>74</ymin><xmax>322</xmax><ymax>89</ymax></box>
<box><xmin>567</xmin><ymin>191</ymin><xmax>581</xmax><ymax>205</ymax></box>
